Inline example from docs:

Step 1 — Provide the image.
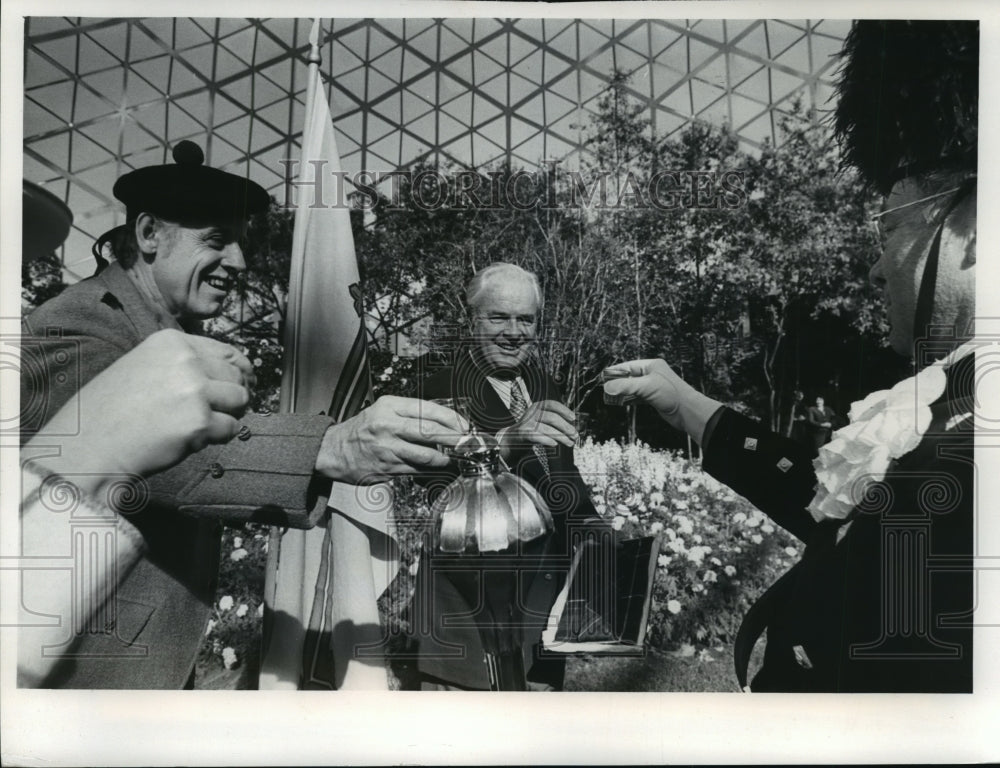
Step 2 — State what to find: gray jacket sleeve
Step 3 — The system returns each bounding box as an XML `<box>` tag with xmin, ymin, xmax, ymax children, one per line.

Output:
<box><xmin>22</xmin><ymin>282</ymin><xmax>333</xmax><ymax>529</ymax></box>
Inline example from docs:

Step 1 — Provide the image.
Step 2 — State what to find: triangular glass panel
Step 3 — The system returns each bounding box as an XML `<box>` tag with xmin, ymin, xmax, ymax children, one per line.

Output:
<box><xmin>767</xmin><ymin>20</ymin><xmax>808</xmax><ymax>58</ymax></box>
<box><xmin>577</xmin><ymin>20</ymin><xmax>612</xmax><ymax>59</ymax></box>
<box><xmin>124</xmin><ymin>76</ymin><xmax>166</xmax><ymax>110</ymax></box>
<box><xmin>371</xmin><ymin>43</ymin><xmax>404</xmax><ymax>81</ymax></box>
<box><xmin>130</xmin><ymin>56</ymin><xmax>172</xmax><ymax>95</ymax></box>
<box><xmin>25</xmin><ymin>51</ymin><xmax>69</xmax><ymax>91</ymax></box>
<box><xmin>506</xmin><ymin>24</ymin><xmax>538</xmax><ymax>65</ymax></box>
<box><xmin>130</xmin><ymin>22</ymin><xmax>170</xmax><ymax>61</ymax></box>
<box><xmin>24</xmin><ymin>98</ymin><xmax>67</xmax><ymax>136</ymax></box>
<box><xmin>219</xmin><ymin>25</ymin><xmax>258</xmax><ymax>66</ymax></box>
<box><xmin>775</xmin><ymin>39</ymin><xmax>810</xmax><ymax>73</ymax></box>
<box><xmin>26</xmin><ymin>80</ymin><xmax>75</xmax><ymax>124</ymax></box>
<box><xmin>165</xmin><ymin>105</ymin><xmax>208</xmax><ymax>142</ymax></box>
<box><xmin>28</xmin><ymin>133</ymin><xmax>72</xmax><ymax>172</ymax></box>
<box><xmin>78</xmin><ymin>33</ymin><xmax>124</xmax><ymax>75</ymax></box>
<box><xmin>694</xmin><ymin>53</ymin><xmax>729</xmax><ymax>90</ymax></box>
<box><xmin>728</xmin><ymin>49</ymin><xmax>766</xmax><ymax>85</ymax></box>
<box><xmin>442</xmin><ymin>52</ymin><xmax>474</xmax><ymax>89</ymax></box>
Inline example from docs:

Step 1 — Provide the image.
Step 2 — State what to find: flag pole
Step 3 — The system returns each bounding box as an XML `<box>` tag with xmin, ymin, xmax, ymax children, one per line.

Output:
<box><xmin>260</xmin><ymin>18</ymin><xmax>397</xmax><ymax>691</ymax></box>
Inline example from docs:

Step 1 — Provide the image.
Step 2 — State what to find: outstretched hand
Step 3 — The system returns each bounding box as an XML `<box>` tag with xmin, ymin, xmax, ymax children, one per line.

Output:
<box><xmin>499</xmin><ymin>399</ymin><xmax>578</xmax><ymax>451</ymax></box>
<box><xmin>315</xmin><ymin>395</ymin><xmax>471</xmax><ymax>483</ymax></box>
<box><xmin>602</xmin><ymin>358</ymin><xmax>722</xmax><ymax>445</ymax></box>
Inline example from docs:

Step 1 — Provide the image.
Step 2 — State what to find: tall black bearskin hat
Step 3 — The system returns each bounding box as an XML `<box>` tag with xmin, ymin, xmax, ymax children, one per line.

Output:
<box><xmin>834</xmin><ymin>20</ymin><xmax>979</xmax><ymax>195</ymax></box>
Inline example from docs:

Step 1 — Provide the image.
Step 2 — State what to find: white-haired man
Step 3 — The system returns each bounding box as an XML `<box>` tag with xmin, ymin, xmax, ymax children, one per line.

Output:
<box><xmin>406</xmin><ymin>262</ymin><xmax>603</xmax><ymax>691</ymax></box>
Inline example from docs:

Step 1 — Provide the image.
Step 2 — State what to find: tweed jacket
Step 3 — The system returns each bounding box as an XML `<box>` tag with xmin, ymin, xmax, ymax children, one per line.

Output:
<box><xmin>704</xmin><ymin>353</ymin><xmax>974</xmax><ymax>692</ymax></box>
<box><xmin>407</xmin><ymin>347</ymin><xmax>602</xmax><ymax>689</ymax></box>
<box><xmin>21</xmin><ymin>262</ymin><xmax>333</xmax><ymax>688</ymax></box>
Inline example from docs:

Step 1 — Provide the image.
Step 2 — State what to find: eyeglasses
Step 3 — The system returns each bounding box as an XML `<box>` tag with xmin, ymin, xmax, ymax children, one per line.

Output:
<box><xmin>869</xmin><ymin>184</ymin><xmax>969</xmax><ymax>223</ymax></box>
<box><xmin>476</xmin><ymin>314</ymin><xmax>537</xmax><ymax>330</ymax></box>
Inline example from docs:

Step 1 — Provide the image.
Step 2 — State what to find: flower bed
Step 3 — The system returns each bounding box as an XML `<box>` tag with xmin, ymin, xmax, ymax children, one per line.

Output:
<box><xmin>572</xmin><ymin>438</ymin><xmax>802</xmax><ymax>648</ymax></box>
<box><xmin>198</xmin><ymin>439</ymin><xmax>803</xmax><ymax>676</ymax></box>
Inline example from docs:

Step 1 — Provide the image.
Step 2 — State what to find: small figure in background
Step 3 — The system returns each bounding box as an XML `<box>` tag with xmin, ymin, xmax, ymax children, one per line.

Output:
<box><xmin>805</xmin><ymin>395</ymin><xmax>837</xmax><ymax>453</ymax></box>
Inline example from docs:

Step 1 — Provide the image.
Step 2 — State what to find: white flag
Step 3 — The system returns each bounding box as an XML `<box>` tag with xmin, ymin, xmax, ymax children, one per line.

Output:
<box><xmin>259</xmin><ymin>18</ymin><xmax>397</xmax><ymax>691</ymax></box>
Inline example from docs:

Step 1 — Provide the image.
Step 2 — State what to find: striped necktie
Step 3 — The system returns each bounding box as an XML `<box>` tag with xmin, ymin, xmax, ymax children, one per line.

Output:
<box><xmin>507</xmin><ymin>378</ymin><xmax>550</xmax><ymax>475</ymax></box>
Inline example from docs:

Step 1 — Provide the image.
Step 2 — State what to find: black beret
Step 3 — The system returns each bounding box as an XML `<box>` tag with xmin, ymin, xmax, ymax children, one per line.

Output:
<box><xmin>112</xmin><ymin>140</ymin><xmax>271</xmax><ymax>222</ymax></box>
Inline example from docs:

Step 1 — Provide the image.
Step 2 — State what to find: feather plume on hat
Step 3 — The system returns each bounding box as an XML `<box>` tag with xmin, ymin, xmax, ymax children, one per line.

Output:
<box><xmin>833</xmin><ymin>20</ymin><xmax>979</xmax><ymax>195</ymax></box>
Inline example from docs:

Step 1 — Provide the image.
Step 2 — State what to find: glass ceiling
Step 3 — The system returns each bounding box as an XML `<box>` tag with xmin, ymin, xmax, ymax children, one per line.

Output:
<box><xmin>23</xmin><ymin>17</ymin><xmax>849</xmax><ymax>280</ymax></box>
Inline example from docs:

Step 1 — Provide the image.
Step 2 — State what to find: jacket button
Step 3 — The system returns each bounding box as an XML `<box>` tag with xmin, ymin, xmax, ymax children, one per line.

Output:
<box><xmin>544</xmin><ymin>573</ymin><xmax>553</xmax><ymax>581</ymax></box>
<box><xmin>209</xmin><ymin>463</ymin><xmax>225</xmax><ymax>479</ymax></box>
<box><xmin>237</xmin><ymin>425</ymin><xmax>252</xmax><ymax>441</ymax></box>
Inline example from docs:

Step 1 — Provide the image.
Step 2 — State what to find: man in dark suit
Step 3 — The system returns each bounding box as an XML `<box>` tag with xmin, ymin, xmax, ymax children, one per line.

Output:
<box><xmin>804</xmin><ymin>395</ymin><xmax>836</xmax><ymax>453</ymax></box>
<box><xmin>407</xmin><ymin>262</ymin><xmax>603</xmax><ymax>690</ymax></box>
<box><xmin>603</xmin><ymin>21</ymin><xmax>976</xmax><ymax>692</ymax></box>
<box><xmin>19</xmin><ymin>141</ymin><xmax>464</xmax><ymax>688</ymax></box>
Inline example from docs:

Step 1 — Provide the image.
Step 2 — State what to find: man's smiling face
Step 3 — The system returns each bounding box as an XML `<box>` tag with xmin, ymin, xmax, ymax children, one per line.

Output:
<box><xmin>151</xmin><ymin>217</ymin><xmax>247</xmax><ymax>320</ymax></box>
<box><xmin>471</xmin><ymin>277</ymin><xmax>539</xmax><ymax>372</ymax></box>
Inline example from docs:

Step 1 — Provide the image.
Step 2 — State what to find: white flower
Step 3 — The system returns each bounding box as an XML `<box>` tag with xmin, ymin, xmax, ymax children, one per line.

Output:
<box><xmin>205</xmin><ymin>619</ymin><xmax>216</xmax><ymax>636</ymax></box>
<box><xmin>674</xmin><ymin>499</ymin><xmax>689</xmax><ymax>510</ymax></box>
<box><xmin>253</xmin><ymin>357</ymin><xmax>263</xmax><ymax>368</ymax></box>
<box><xmin>230</xmin><ymin>548</ymin><xmax>248</xmax><ymax>562</ymax></box>
<box><xmin>232</xmin><ymin>536</ymin><xmax>243</xmax><ymax>549</ymax></box>
<box><xmin>784</xmin><ymin>546</ymin><xmax>798</xmax><ymax>558</ymax></box>
<box><xmin>751</xmin><ymin>534</ymin><xmax>763</xmax><ymax>545</ymax></box>
<box><xmin>692</xmin><ymin>534</ymin><xmax>702</xmax><ymax>544</ymax></box>
<box><xmin>675</xmin><ymin>515</ymin><xmax>694</xmax><ymax>535</ymax></box>
<box><xmin>236</xmin><ymin>603</ymin><xmax>249</xmax><ymax>618</ymax></box>
<box><xmin>732</xmin><ymin>512</ymin><xmax>747</xmax><ymax>524</ymax></box>
<box><xmin>692</xmin><ymin>583</ymin><xmax>705</xmax><ymax>593</ymax></box>
<box><xmin>649</xmin><ymin>491</ymin><xmax>664</xmax><ymax>506</ymax></box>
<box><xmin>218</xmin><ymin>595</ymin><xmax>234</xmax><ymax>611</ymax></box>
<box><xmin>710</xmin><ymin>557</ymin><xmax>722</xmax><ymax>566</ymax></box>
<box><xmin>667</xmin><ymin>599</ymin><xmax>682</xmax><ymax>614</ymax></box>
<box><xmin>257</xmin><ymin>603</ymin><xmax>265</xmax><ymax>618</ymax></box>
<box><xmin>657</xmin><ymin>554</ymin><xmax>669</xmax><ymax>568</ymax></box>
<box><xmin>761</xmin><ymin>523</ymin><xmax>775</xmax><ymax>534</ymax></box>
<box><xmin>649</xmin><ymin>521</ymin><xmax>664</xmax><ymax>534</ymax></box>
<box><xmin>222</xmin><ymin>647</ymin><xmax>238</xmax><ymax>669</ymax></box>
<box><xmin>703</xmin><ymin>570</ymin><xmax>717</xmax><ymax>583</ymax></box>
<box><xmin>687</xmin><ymin>548</ymin><xmax>705</xmax><ymax>565</ymax></box>
<box><xmin>724</xmin><ymin>565</ymin><xmax>737</xmax><ymax>577</ymax></box>
<box><xmin>612</xmin><ymin>516</ymin><xmax>626</xmax><ymax>531</ymax></box>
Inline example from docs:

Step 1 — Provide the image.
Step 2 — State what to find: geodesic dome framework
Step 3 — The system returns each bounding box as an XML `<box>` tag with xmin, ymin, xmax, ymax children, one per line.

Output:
<box><xmin>23</xmin><ymin>16</ymin><xmax>849</xmax><ymax>280</ymax></box>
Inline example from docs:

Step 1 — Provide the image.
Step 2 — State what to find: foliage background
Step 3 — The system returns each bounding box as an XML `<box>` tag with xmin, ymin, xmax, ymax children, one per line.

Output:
<box><xmin>22</xmin><ymin>71</ymin><xmax>899</xmax><ymax>690</ymax></box>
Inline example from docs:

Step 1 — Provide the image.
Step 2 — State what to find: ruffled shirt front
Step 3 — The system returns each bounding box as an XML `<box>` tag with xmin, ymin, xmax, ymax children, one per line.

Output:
<box><xmin>808</xmin><ymin>342</ymin><xmax>976</xmax><ymax>523</ymax></box>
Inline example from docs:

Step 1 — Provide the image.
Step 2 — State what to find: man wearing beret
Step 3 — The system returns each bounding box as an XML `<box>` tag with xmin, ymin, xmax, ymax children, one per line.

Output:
<box><xmin>20</xmin><ymin>142</ymin><xmax>465</xmax><ymax>688</ymax></box>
